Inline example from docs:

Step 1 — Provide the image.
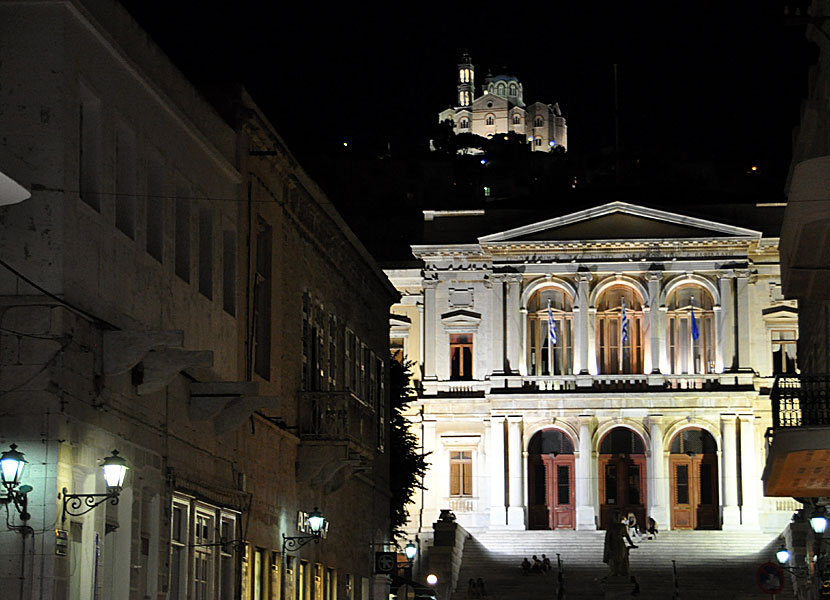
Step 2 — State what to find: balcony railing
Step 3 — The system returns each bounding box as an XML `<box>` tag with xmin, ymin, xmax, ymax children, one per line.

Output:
<box><xmin>771</xmin><ymin>375</ymin><xmax>830</xmax><ymax>429</ymax></box>
<box><xmin>297</xmin><ymin>390</ymin><xmax>376</xmax><ymax>448</ymax></box>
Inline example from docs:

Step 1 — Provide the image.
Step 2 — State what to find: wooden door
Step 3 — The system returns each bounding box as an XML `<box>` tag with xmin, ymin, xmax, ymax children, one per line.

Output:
<box><xmin>542</xmin><ymin>454</ymin><xmax>575</xmax><ymax>529</ymax></box>
<box><xmin>599</xmin><ymin>455</ymin><xmax>647</xmax><ymax>529</ymax></box>
<box><xmin>670</xmin><ymin>455</ymin><xmax>719</xmax><ymax>529</ymax></box>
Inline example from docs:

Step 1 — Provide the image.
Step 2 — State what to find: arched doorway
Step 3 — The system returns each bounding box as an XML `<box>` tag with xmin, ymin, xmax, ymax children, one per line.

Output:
<box><xmin>669</xmin><ymin>428</ymin><xmax>719</xmax><ymax>529</ymax></box>
<box><xmin>598</xmin><ymin>428</ymin><xmax>647</xmax><ymax>529</ymax></box>
<box><xmin>527</xmin><ymin>429</ymin><xmax>575</xmax><ymax>530</ymax></box>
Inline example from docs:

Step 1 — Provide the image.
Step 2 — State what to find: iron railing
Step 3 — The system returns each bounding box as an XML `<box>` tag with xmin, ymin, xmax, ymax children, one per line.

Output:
<box><xmin>297</xmin><ymin>391</ymin><xmax>376</xmax><ymax>448</ymax></box>
<box><xmin>771</xmin><ymin>375</ymin><xmax>830</xmax><ymax>429</ymax></box>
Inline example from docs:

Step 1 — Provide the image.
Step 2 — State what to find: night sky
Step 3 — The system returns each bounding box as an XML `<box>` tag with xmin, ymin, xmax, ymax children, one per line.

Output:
<box><xmin>121</xmin><ymin>0</ymin><xmax>814</xmax><ymax>193</ymax></box>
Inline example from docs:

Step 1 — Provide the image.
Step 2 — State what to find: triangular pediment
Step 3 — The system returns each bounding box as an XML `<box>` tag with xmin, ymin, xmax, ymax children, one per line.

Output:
<box><xmin>478</xmin><ymin>202</ymin><xmax>761</xmax><ymax>243</ymax></box>
<box><xmin>472</xmin><ymin>94</ymin><xmax>509</xmax><ymax>110</ymax></box>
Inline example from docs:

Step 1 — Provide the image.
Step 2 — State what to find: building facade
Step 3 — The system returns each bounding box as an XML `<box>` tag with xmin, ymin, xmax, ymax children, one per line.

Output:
<box><xmin>0</xmin><ymin>1</ymin><xmax>397</xmax><ymax>599</ymax></box>
<box><xmin>388</xmin><ymin>202</ymin><xmax>797</xmax><ymax>536</ymax></box>
<box><xmin>438</xmin><ymin>54</ymin><xmax>568</xmax><ymax>152</ymax></box>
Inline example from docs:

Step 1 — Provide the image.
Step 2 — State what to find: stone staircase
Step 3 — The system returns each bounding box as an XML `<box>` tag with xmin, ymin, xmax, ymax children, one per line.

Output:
<box><xmin>453</xmin><ymin>530</ymin><xmax>796</xmax><ymax>600</ymax></box>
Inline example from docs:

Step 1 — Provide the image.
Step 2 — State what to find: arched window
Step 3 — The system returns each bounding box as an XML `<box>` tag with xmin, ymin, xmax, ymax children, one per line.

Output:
<box><xmin>459</xmin><ymin>118</ymin><xmax>469</xmax><ymax>129</ymax></box>
<box><xmin>534</xmin><ymin>137</ymin><xmax>542</xmax><ymax>146</ymax></box>
<box><xmin>527</xmin><ymin>288</ymin><xmax>573</xmax><ymax>375</ymax></box>
<box><xmin>497</xmin><ymin>82</ymin><xmax>506</xmax><ymax>96</ymax></box>
<box><xmin>666</xmin><ymin>286</ymin><xmax>714</xmax><ymax>374</ymax></box>
<box><xmin>596</xmin><ymin>285</ymin><xmax>644</xmax><ymax>374</ymax></box>
<box><xmin>513</xmin><ymin>115</ymin><xmax>521</xmax><ymax>125</ymax></box>
<box><xmin>509</xmin><ymin>83</ymin><xmax>518</xmax><ymax>96</ymax></box>
<box><xmin>534</xmin><ymin>116</ymin><xmax>544</xmax><ymax>127</ymax></box>
<box><xmin>486</xmin><ymin>114</ymin><xmax>495</xmax><ymax>126</ymax></box>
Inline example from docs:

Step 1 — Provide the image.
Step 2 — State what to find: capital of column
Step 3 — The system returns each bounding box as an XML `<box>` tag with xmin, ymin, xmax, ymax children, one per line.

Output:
<box><xmin>717</xmin><ymin>270</ymin><xmax>734</xmax><ymax>280</ymax></box>
<box><xmin>423</xmin><ymin>278</ymin><xmax>439</xmax><ymax>289</ymax></box>
<box><xmin>645</xmin><ymin>271</ymin><xmax>664</xmax><ymax>282</ymax></box>
<box><xmin>504</xmin><ymin>274</ymin><xmax>523</xmax><ymax>285</ymax></box>
<box><xmin>576</xmin><ymin>271</ymin><xmax>594</xmax><ymax>283</ymax></box>
<box><xmin>507</xmin><ymin>415</ymin><xmax>523</xmax><ymax>424</ymax></box>
<box><xmin>734</xmin><ymin>268</ymin><xmax>752</xmax><ymax>280</ymax></box>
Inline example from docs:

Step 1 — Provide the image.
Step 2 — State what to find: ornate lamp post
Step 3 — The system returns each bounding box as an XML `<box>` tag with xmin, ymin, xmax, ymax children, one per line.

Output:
<box><xmin>282</xmin><ymin>507</ymin><xmax>326</xmax><ymax>552</ymax></box>
<box><xmin>0</xmin><ymin>444</ymin><xmax>32</xmax><ymax>522</ymax></box>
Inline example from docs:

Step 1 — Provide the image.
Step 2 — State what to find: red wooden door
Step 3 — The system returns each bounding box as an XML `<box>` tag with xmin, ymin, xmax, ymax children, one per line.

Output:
<box><xmin>542</xmin><ymin>454</ymin><xmax>575</xmax><ymax>529</ymax></box>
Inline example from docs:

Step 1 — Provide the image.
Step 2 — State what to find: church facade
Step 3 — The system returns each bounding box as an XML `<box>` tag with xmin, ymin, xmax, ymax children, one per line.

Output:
<box><xmin>438</xmin><ymin>54</ymin><xmax>568</xmax><ymax>152</ymax></box>
<box><xmin>387</xmin><ymin>202</ymin><xmax>797</xmax><ymax>535</ymax></box>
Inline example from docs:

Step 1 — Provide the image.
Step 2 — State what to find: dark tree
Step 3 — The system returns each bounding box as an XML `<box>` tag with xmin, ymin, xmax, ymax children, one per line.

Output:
<box><xmin>389</xmin><ymin>358</ymin><xmax>429</xmax><ymax>538</ymax></box>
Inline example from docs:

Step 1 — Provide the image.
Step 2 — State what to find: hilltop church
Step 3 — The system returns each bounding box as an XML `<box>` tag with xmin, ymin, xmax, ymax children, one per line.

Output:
<box><xmin>438</xmin><ymin>53</ymin><xmax>568</xmax><ymax>152</ymax></box>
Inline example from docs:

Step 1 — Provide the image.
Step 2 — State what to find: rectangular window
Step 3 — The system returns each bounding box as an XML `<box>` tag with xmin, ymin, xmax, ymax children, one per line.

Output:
<box><xmin>450</xmin><ymin>334</ymin><xmax>473</xmax><ymax>380</ymax></box>
<box><xmin>253</xmin><ymin>219</ymin><xmax>272</xmax><ymax>379</ymax></box>
<box><xmin>79</xmin><ymin>91</ymin><xmax>102</xmax><ymax>211</ymax></box>
<box><xmin>175</xmin><ymin>191</ymin><xmax>191</xmax><ymax>282</ymax></box>
<box><xmin>772</xmin><ymin>329</ymin><xmax>797</xmax><ymax>374</ymax></box>
<box><xmin>604</xmin><ymin>463</ymin><xmax>617</xmax><ymax>504</ymax></box>
<box><xmin>198</xmin><ymin>207</ymin><xmax>213</xmax><ymax>299</ymax></box>
<box><xmin>146</xmin><ymin>158</ymin><xmax>165</xmax><ymax>262</ymax></box>
<box><xmin>313</xmin><ymin>564</ymin><xmax>323</xmax><ymax>600</ymax></box>
<box><xmin>253</xmin><ymin>547</ymin><xmax>265</xmax><ymax>600</ymax></box>
<box><xmin>345</xmin><ymin>574</ymin><xmax>354</xmax><ymax>600</ymax></box>
<box><xmin>115</xmin><ymin>127</ymin><xmax>136</xmax><ymax>238</ymax></box>
<box><xmin>344</xmin><ymin>330</ymin><xmax>353</xmax><ymax>391</ymax></box>
<box><xmin>450</xmin><ymin>450</ymin><xmax>473</xmax><ymax>496</ymax></box>
<box><xmin>299</xmin><ymin>560</ymin><xmax>308</xmax><ymax>600</ymax></box>
<box><xmin>326</xmin><ymin>568</ymin><xmax>336</xmax><ymax>600</ymax></box>
<box><xmin>270</xmin><ymin>552</ymin><xmax>281</xmax><ymax>600</ymax></box>
<box><xmin>557</xmin><ymin>465</ymin><xmax>570</xmax><ymax>505</ymax></box>
<box><xmin>302</xmin><ymin>294</ymin><xmax>312</xmax><ymax>390</ymax></box>
<box><xmin>171</xmin><ymin>495</ymin><xmax>237</xmax><ymax>600</ymax></box>
<box><xmin>170</xmin><ymin>501</ymin><xmax>188</xmax><ymax>600</ymax></box>
<box><xmin>676</xmin><ymin>464</ymin><xmax>689</xmax><ymax>505</ymax></box>
<box><xmin>376</xmin><ymin>356</ymin><xmax>385</xmax><ymax>452</ymax></box>
<box><xmin>328</xmin><ymin>315</ymin><xmax>337</xmax><ymax>390</ymax></box>
<box><xmin>222</xmin><ymin>230</ymin><xmax>236</xmax><ymax>315</ymax></box>
<box><xmin>390</xmin><ymin>337</ymin><xmax>404</xmax><ymax>363</ymax></box>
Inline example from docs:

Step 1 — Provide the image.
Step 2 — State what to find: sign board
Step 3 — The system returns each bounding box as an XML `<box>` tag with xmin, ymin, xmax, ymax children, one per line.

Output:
<box><xmin>757</xmin><ymin>562</ymin><xmax>784</xmax><ymax>595</ymax></box>
<box><xmin>375</xmin><ymin>551</ymin><xmax>396</xmax><ymax>574</ymax></box>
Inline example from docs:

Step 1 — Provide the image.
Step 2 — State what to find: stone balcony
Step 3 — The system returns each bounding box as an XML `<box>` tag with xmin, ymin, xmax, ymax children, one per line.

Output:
<box><xmin>419</xmin><ymin>372</ymin><xmax>756</xmax><ymax>396</ymax></box>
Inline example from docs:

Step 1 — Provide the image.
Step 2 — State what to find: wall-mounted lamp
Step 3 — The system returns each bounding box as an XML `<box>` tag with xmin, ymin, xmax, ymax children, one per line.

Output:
<box><xmin>811</xmin><ymin>509</ymin><xmax>828</xmax><ymax>535</ymax></box>
<box><xmin>62</xmin><ymin>450</ymin><xmax>129</xmax><ymax>521</ymax></box>
<box><xmin>0</xmin><ymin>444</ymin><xmax>32</xmax><ymax>522</ymax></box>
<box><xmin>282</xmin><ymin>507</ymin><xmax>326</xmax><ymax>552</ymax></box>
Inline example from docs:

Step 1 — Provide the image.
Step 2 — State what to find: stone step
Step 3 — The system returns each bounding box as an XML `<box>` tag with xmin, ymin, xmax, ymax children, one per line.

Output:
<box><xmin>452</xmin><ymin>530</ymin><xmax>795</xmax><ymax>600</ymax></box>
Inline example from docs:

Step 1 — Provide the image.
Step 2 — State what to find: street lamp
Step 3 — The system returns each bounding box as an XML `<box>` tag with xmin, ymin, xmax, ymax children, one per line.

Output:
<box><xmin>776</xmin><ymin>544</ymin><xmax>792</xmax><ymax>565</ymax></box>
<box><xmin>62</xmin><ymin>450</ymin><xmax>129</xmax><ymax>521</ymax></box>
<box><xmin>404</xmin><ymin>542</ymin><xmax>417</xmax><ymax>562</ymax></box>
<box><xmin>811</xmin><ymin>508</ymin><xmax>828</xmax><ymax>535</ymax></box>
<box><xmin>282</xmin><ymin>507</ymin><xmax>326</xmax><ymax>552</ymax></box>
<box><xmin>0</xmin><ymin>444</ymin><xmax>32</xmax><ymax>522</ymax></box>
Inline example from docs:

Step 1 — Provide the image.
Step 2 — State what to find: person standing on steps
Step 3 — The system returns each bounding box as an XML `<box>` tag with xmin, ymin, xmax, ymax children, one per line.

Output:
<box><xmin>476</xmin><ymin>577</ymin><xmax>487</xmax><ymax>597</ymax></box>
<box><xmin>467</xmin><ymin>578</ymin><xmax>478</xmax><ymax>599</ymax></box>
<box><xmin>603</xmin><ymin>510</ymin><xmax>637</xmax><ymax>577</ymax></box>
<box><xmin>541</xmin><ymin>554</ymin><xmax>552</xmax><ymax>574</ymax></box>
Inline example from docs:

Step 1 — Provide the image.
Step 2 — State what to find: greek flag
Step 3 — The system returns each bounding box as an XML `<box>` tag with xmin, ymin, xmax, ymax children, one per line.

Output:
<box><xmin>690</xmin><ymin>297</ymin><xmax>700</xmax><ymax>341</ymax></box>
<box><xmin>621</xmin><ymin>297</ymin><xmax>629</xmax><ymax>344</ymax></box>
<box><xmin>547</xmin><ymin>299</ymin><xmax>557</xmax><ymax>346</ymax></box>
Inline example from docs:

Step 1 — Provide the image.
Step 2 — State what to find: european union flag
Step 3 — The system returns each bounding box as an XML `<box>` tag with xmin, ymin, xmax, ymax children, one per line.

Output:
<box><xmin>691</xmin><ymin>296</ymin><xmax>700</xmax><ymax>341</ymax></box>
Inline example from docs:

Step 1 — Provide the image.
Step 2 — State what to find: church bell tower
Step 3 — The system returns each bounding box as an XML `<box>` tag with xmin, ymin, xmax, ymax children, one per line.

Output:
<box><xmin>457</xmin><ymin>52</ymin><xmax>474</xmax><ymax>108</ymax></box>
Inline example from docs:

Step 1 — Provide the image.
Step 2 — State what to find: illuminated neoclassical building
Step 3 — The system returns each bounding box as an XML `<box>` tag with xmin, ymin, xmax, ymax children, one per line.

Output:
<box><xmin>438</xmin><ymin>53</ymin><xmax>568</xmax><ymax>152</ymax></box>
<box><xmin>387</xmin><ymin>201</ymin><xmax>797</xmax><ymax>535</ymax></box>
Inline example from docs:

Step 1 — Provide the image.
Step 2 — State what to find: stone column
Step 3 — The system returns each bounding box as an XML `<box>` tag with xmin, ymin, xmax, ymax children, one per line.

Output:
<box><xmin>735</xmin><ymin>269</ymin><xmax>752</xmax><ymax>372</ymax></box>
<box><xmin>721</xmin><ymin>414</ymin><xmax>740</xmax><ymax>529</ymax></box>
<box><xmin>646</xmin><ymin>272</ymin><xmax>663</xmax><ymax>375</ymax></box>
<box><xmin>505</xmin><ymin>275</ymin><xmax>522</xmax><ymax>375</ymax></box>
<box><xmin>587</xmin><ymin>307</ymin><xmax>598</xmax><ymax>376</ymax></box>
<box><xmin>491</xmin><ymin>276</ymin><xmax>506</xmax><ymax>375</ymax></box>
<box><xmin>574</xmin><ymin>272</ymin><xmax>593</xmax><ymax>375</ymax></box>
<box><xmin>648</xmin><ymin>418</ymin><xmax>669</xmax><ymax>530</ymax></box>
<box><xmin>576</xmin><ymin>419</ymin><xmax>597</xmax><ymax>530</ymax></box>
<box><xmin>488</xmin><ymin>416</ymin><xmax>507</xmax><ymax>527</ymax></box>
<box><xmin>717</xmin><ymin>272</ymin><xmax>735</xmax><ymax>372</ymax></box>
<box><xmin>739</xmin><ymin>414</ymin><xmax>760</xmax><ymax>530</ymax></box>
<box><xmin>423</xmin><ymin>279</ymin><xmax>439</xmax><ymax>380</ymax></box>
<box><xmin>507</xmin><ymin>416</ymin><xmax>525</xmax><ymax>528</ymax></box>
<box><xmin>418</xmin><ymin>302</ymin><xmax>425</xmax><ymax>379</ymax></box>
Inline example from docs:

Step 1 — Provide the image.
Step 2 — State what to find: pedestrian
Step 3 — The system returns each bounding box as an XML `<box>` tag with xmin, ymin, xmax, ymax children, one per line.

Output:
<box><xmin>541</xmin><ymin>554</ymin><xmax>552</xmax><ymax>574</ymax></box>
<box><xmin>646</xmin><ymin>516</ymin><xmax>658</xmax><ymax>540</ymax></box>
<box><xmin>468</xmin><ymin>578</ymin><xmax>478</xmax><ymax>598</ymax></box>
<box><xmin>532</xmin><ymin>555</ymin><xmax>543</xmax><ymax>573</ymax></box>
<box><xmin>477</xmin><ymin>577</ymin><xmax>487</xmax><ymax>597</ymax></box>
<box><xmin>521</xmin><ymin>557</ymin><xmax>531</xmax><ymax>575</ymax></box>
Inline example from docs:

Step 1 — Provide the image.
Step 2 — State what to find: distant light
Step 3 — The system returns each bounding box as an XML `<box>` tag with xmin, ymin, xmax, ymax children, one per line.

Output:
<box><xmin>527</xmin><ymin>137</ymin><xmax>533</xmax><ymax>142</ymax></box>
<box><xmin>480</xmin><ymin>159</ymin><xmax>486</xmax><ymax>165</ymax></box>
<box><xmin>776</xmin><ymin>545</ymin><xmax>791</xmax><ymax>565</ymax></box>
<box><xmin>751</xmin><ymin>165</ymin><xmax>758</xmax><ymax>171</ymax></box>
<box><xmin>503</xmin><ymin>135</ymin><xmax>508</xmax><ymax>140</ymax></box>
<box><xmin>549</xmin><ymin>140</ymin><xmax>555</xmax><ymax>146</ymax></box>
<box><xmin>343</xmin><ymin>142</ymin><xmax>348</xmax><ymax>147</ymax></box>
<box><xmin>811</xmin><ymin>515</ymin><xmax>828</xmax><ymax>534</ymax></box>
<box><xmin>426</xmin><ymin>574</ymin><xmax>438</xmax><ymax>585</ymax></box>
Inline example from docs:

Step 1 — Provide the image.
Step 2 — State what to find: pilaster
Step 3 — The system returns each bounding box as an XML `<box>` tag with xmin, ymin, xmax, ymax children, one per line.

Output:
<box><xmin>717</xmin><ymin>272</ymin><xmax>735</xmax><ymax>372</ymax></box>
<box><xmin>488</xmin><ymin>416</ymin><xmax>507</xmax><ymax>527</ymax></box>
<box><xmin>576</xmin><ymin>418</ymin><xmax>597</xmax><ymax>530</ymax></box>
<box><xmin>647</xmin><ymin>417</ymin><xmax>669</xmax><ymax>530</ymax></box>
<box><xmin>423</xmin><ymin>278</ymin><xmax>439</xmax><ymax>380</ymax></box>
<box><xmin>491</xmin><ymin>275</ymin><xmax>506</xmax><ymax>375</ymax></box>
<box><xmin>505</xmin><ymin>275</ymin><xmax>522</xmax><ymax>375</ymax></box>
<box><xmin>646</xmin><ymin>272</ymin><xmax>664</xmax><ymax>375</ymax></box>
<box><xmin>739</xmin><ymin>414</ymin><xmax>760</xmax><ymax>530</ymax></box>
<box><xmin>506</xmin><ymin>415</ymin><xmax>525</xmax><ymax>528</ymax></box>
<box><xmin>721</xmin><ymin>414</ymin><xmax>740</xmax><ymax>529</ymax></box>
<box><xmin>574</xmin><ymin>271</ymin><xmax>593</xmax><ymax>375</ymax></box>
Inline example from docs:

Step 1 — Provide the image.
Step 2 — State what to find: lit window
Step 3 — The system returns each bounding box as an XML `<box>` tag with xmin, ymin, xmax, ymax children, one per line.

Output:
<box><xmin>527</xmin><ymin>288</ymin><xmax>574</xmax><ymax>376</ymax></box>
<box><xmin>450</xmin><ymin>451</ymin><xmax>473</xmax><ymax>496</ymax></box>
<box><xmin>596</xmin><ymin>285</ymin><xmax>644</xmax><ymax>375</ymax></box>
<box><xmin>483</xmin><ymin>186</ymin><xmax>491</xmax><ymax>197</ymax></box>
<box><xmin>497</xmin><ymin>82</ymin><xmax>505</xmax><ymax>96</ymax></box>
<box><xmin>459</xmin><ymin>118</ymin><xmax>469</xmax><ymax>129</ymax></box>
<box><xmin>509</xmin><ymin>84</ymin><xmax>517</xmax><ymax>96</ymax></box>
<box><xmin>534</xmin><ymin>117</ymin><xmax>544</xmax><ymax>127</ymax></box>
<box><xmin>450</xmin><ymin>334</ymin><xmax>473</xmax><ymax>380</ymax></box>
<box><xmin>535</xmin><ymin>137</ymin><xmax>542</xmax><ymax>146</ymax></box>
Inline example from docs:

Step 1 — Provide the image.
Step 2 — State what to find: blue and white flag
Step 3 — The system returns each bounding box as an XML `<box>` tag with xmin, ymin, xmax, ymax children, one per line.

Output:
<box><xmin>690</xmin><ymin>296</ymin><xmax>700</xmax><ymax>341</ymax></box>
<box><xmin>547</xmin><ymin>299</ymin><xmax>557</xmax><ymax>346</ymax></box>
<box><xmin>621</xmin><ymin>297</ymin><xmax>629</xmax><ymax>344</ymax></box>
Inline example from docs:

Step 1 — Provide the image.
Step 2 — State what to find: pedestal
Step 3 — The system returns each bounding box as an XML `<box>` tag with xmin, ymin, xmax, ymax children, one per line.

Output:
<box><xmin>602</xmin><ymin>575</ymin><xmax>634</xmax><ymax>599</ymax></box>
